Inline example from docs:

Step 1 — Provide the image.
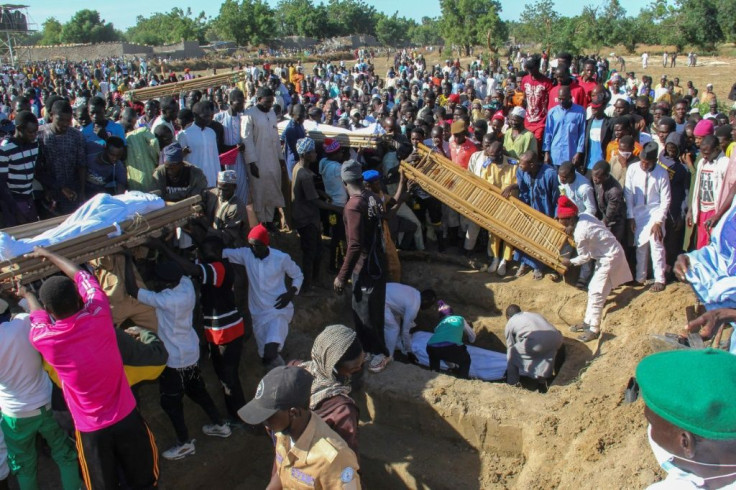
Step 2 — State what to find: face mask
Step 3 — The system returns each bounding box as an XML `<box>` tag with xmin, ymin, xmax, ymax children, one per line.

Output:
<box><xmin>619</xmin><ymin>151</ymin><xmax>632</xmax><ymax>159</ymax></box>
<box><xmin>647</xmin><ymin>425</ymin><xmax>736</xmax><ymax>488</ymax></box>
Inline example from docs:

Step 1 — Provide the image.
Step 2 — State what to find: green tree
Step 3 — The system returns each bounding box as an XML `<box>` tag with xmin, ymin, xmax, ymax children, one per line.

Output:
<box><xmin>214</xmin><ymin>0</ymin><xmax>276</xmax><ymax>47</ymax></box>
<box><xmin>679</xmin><ymin>0</ymin><xmax>723</xmax><ymax>50</ymax></box>
<box><xmin>60</xmin><ymin>10</ymin><xmax>119</xmax><ymax>44</ymax></box>
<box><xmin>274</xmin><ymin>0</ymin><xmax>331</xmax><ymax>38</ymax></box>
<box><xmin>575</xmin><ymin>6</ymin><xmax>604</xmax><ymax>53</ymax></box>
<box><xmin>717</xmin><ymin>0</ymin><xmax>736</xmax><ymax>42</ymax></box>
<box><xmin>126</xmin><ymin>8</ymin><xmax>209</xmax><ymax>45</ymax></box>
<box><xmin>409</xmin><ymin>17</ymin><xmax>443</xmax><ymax>46</ymax></box>
<box><xmin>612</xmin><ymin>17</ymin><xmax>643</xmax><ymax>53</ymax></box>
<box><xmin>375</xmin><ymin>12</ymin><xmax>414</xmax><ymax>47</ymax></box>
<box><xmin>324</xmin><ymin>0</ymin><xmax>378</xmax><ymax>36</ymax></box>
<box><xmin>38</xmin><ymin>17</ymin><xmax>63</xmax><ymax>45</ymax></box>
<box><xmin>518</xmin><ymin>0</ymin><xmax>559</xmax><ymax>51</ymax></box>
<box><xmin>440</xmin><ymin>0</ymin><xmax>507</xmax><ymax>55</ymax></box>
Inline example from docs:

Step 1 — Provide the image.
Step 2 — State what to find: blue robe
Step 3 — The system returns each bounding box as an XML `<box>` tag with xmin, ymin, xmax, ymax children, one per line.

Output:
<box><xmin>542</xmin><ymin>103</ymin><xmax>586</xmax><ymax>166</ymax></box>
<box><xmin>281</xmin><ymin>119</ymin><xmax>305</xmax><ymax>180</ymax></box>
<box><xmin>515</xmin><ymin>164</ymin><xmax>560</xmax><ymax>269</ymax></box>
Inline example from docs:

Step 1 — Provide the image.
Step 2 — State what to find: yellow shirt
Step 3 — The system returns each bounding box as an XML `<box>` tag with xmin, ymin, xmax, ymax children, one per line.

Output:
<box><xmin>274</xmin><ymin>412</ymin><xmax>361</xmax><ymax>490</ymax></box>
<box><xmin>485</xmin><ymin>158</ymin><xmax>518</xmax><ymax>189</ymax></box>
<box><xmin>727</xmin><ymin>142</ymin><xmax>735</xmax><ymax>159</ymax></box>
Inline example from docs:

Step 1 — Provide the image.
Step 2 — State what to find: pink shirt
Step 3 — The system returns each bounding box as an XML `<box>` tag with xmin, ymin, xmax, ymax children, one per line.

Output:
<box><xmin>29</xmin><ymin>271</ymin><xmax>135</xmax><ymax>432</ymax></box>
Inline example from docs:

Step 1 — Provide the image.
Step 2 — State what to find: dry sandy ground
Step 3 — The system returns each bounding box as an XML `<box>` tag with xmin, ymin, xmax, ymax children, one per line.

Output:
<box><xmin>9</xmin><ymin>231</ymin><xmax>708</xmax><ymax>489</ymax></box>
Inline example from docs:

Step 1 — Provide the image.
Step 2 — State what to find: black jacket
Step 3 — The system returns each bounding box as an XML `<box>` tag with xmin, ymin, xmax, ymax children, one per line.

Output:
<box><xmin>593</xmin><ymin>175</ymin><xmax>627</xmax><ymax>226</ymax></box>
<box><xmin>583</xmin><ymin>116</ymin><xmax>613</xmax><ymax>168</ymax></box>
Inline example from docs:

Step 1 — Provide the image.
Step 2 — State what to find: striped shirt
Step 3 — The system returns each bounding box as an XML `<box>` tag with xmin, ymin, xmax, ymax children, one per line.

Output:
<box><xmin>0</xmin><ymin>136</ymin><xmax>38</xmax><ymax>195</ymax></box>
<box><xmin>198</xmin><ymin>260</ymin><xmax>244</xmax><ymax>345</ymax></box>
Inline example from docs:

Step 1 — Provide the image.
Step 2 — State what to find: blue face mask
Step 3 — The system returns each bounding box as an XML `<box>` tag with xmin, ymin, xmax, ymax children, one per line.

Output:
<box><xmin>647</xmin><ymin>425</ymin><xmax>736</xmax><ymax>488</ymax></box>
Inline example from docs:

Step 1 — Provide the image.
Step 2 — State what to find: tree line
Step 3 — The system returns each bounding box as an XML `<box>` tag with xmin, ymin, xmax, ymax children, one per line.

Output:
<box><xmin>28</xmin><ymin>0</ymin><xmax>736</xmax><ymax>54</ymax></box>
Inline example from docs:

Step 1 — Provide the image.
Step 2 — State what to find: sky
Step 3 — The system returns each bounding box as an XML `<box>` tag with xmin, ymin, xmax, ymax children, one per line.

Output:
<box><xmin>29</xmin><ymin>0</ymin><xmax>649</xmax><ymax>31</ymax></box>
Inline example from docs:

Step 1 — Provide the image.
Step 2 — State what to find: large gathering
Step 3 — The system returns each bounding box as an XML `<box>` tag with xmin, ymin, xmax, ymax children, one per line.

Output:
<box><xmin>1</xmin><ymin>1</ymin><xmax>736</xmax><ymax>489</ymax></box>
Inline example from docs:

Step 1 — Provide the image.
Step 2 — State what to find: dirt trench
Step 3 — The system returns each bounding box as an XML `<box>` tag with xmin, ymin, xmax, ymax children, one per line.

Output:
<box><xmin>15</xmin><ymin>234</ymin><xmax>695</xmax><ymax>489</ymax></box>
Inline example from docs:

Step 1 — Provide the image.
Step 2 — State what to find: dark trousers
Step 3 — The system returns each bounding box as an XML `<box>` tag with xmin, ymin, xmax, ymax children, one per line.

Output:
<box><xmin>76</xmin><ymin>409</ymin><xmax>158</xmax><ymax>490</ymax></box>
<box><xmin>664</xmin><ymin>215</ymin><xmax>685</xmax><ymax>269</ymax></box>
<box><xmin>415</xmin><ymin>195</ymin><xmax>442</xmax><ymax>226</ymax></box>
<box><xmin>1</xmin><ymin>193</ymin><xmax>38</xmax><ymax>227</ymax></box>
<box><xmin>208</xmin><ymin>336</ymin><xmax>246</xmax><ymax>420</ymax></box>
<box><xmin>351</xmin><ymin>271</ymin><xmax>388</xmax><ymax>356</ymax></box>
<box><xmin>159</xmin><ymin>364</ymin><xmax>221</xmax><ymax>444</ymax></box>
<box><xmin>609</xmin><ymin>220</ymin><xmax>626</xmax><ymax>248</ymax></box>
<box><xmin>297</xmin><ymin>223</ymin><xmax>323</xmax><ymax>290</ymax></box>
<box><xmin>427</xmin><ymin>344</ymin><xmax>471</xmax><ymax>379</ymax></box>
<box><xmin>328</xmin><ymin>212</ymin><xmax>346</xmax><ymax>272</ymax></box>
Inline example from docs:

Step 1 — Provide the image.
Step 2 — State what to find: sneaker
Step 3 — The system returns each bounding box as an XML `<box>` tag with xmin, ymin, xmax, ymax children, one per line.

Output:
<box><xmin>497</xmin><ymin>260</ymin><xmax>507</xmax><ymax>276</ymax></box>
<box><xmin>203</xmin><ymin>423</ymin><xmax>232</xmax><ymax>438</ymax></box>
<box><xmin>487</xmin><ymin>257</ymin><xmax>500</xmax><ymax>274</ymax></box>
<box><xmin>162</xmin><ymin>440</ymin><xmax>196</xmax><ymax>460</ymax></box>
<box><xmin>367</xmin><ymin>354</ymin><xmax>392</xmax><ymax>373</ymax></box>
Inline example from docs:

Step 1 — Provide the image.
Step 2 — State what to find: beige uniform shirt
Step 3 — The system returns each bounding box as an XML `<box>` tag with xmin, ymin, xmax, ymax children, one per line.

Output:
<box><xmin>274</xmin><ymin>412</ymin><xmax>361</xmax><ymax>490</ymax></box>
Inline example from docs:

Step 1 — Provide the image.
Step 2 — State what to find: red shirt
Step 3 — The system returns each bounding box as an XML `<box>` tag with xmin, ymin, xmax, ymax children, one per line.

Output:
<box><xmin>449</xmin><ymin>137</ymin><xmax>478</xmax><ymax>170</ymax></box>
<box><xmin>521</xmin><ymin>74</ymin><xmax>554</xmax><ymax>129</ymax></box>
<box><xmin>578</xmin><ymin>78</ymin><xmax>599</xmax><ymax>106</ymax></box>
<box><xmin>548</xmin><ymin>80</ymin><xmax>587</xmax><ymax>110</ymax></box>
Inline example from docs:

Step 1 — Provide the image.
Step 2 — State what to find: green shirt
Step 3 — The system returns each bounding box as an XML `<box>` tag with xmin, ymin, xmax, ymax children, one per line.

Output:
<box><xmin>428</xmin><ymin>316</ymin><xmax>468</xmax><ymax>346</ymax></box>
<box><xmin>503</xmin><ymin>129</ymin><xmax>538</xmax><ymax>160</ymax></box>
<box><xmin>125</xmin><ymin>128</ymin><xmax>159</xmax><ymax>192</ymax></box>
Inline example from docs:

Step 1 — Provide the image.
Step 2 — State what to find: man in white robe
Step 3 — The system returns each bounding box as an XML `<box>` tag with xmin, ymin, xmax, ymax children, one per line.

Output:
<box><xmin>223</xmin><ymin>224</ymin><xmax>303</xmax><ymax>370</ymax></box>
<box><xmin>241</xmin><ymin>87</ymin><xmax>285</xmax><ymax>225</ymax></box>
<box><xmin>558</xmin><ymin>195</ymin><xmax>633</xmax><ymax>342</ymax></box>
<box><xmin>214</xmin><ymin>88</ymin><xmax>249</xmax><ymax>210</ymax></box>
<box><xmin>384</xmin><ymin>284</ymin><xmax>435</xmax><ymax>357</ymax></box>
<box><xmin>624</xmin><ymin>142</ymin><xmax>671</xmax><ymax>293</ymax></box>
<box><xmin>177</xmin><ymin>101</ymin><xmax>220</xmax><ymax>187</ymax></box>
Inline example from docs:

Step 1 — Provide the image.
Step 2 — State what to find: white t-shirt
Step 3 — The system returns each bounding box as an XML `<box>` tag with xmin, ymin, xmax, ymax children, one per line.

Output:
<box><xmin>137</xmin><ymin>277</ymin><xmax>200</xmax><ymax>369</ymax></box>
<box><xmin>0</xmin><ymin>314</ymin><xmax>53</xmax><ymax>415</ymax></box>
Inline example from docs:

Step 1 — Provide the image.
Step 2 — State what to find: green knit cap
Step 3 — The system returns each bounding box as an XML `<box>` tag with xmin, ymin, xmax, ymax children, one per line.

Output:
<box><xmin>636</xmin><ymin>348</ymin><xmax>736</xmax><ymax>440</ymax></box>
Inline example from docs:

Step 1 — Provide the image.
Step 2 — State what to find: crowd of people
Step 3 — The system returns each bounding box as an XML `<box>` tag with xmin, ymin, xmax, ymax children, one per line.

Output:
<box><xmin>0</xmin><ymin>46</ymin><xmax>734</xmax><ymax>489</ymax></box>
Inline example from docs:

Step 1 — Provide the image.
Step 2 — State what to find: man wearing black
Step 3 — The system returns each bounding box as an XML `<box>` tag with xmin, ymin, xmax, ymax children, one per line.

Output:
<box><xmin>333</xmin><ymin>160</ymin><xmax>390</xmax><ymax>373</ymax></box>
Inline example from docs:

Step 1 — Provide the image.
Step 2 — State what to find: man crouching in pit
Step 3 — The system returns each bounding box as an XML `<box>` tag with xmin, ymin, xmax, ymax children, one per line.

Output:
<box><xmin>557</xmin><ymin>195</ymin><xmax>632</xmax><ymax>343</ymax></box>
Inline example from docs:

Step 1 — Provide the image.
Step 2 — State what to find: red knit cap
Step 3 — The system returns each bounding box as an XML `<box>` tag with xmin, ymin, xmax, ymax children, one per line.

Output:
<box><xmin>557</xmin><ymin>195</ymin><xmax>579</xmax><ymax>219</ymax></box>
<box><xmin>492</xmin><ymin>110</ymin><xmax>505</xmax><ymax>122</ymax></box>
<box><xmin>247</xmin><ymin>224</ymin><xmax>270</xmax><ymax>246</ymax></box>
<box><xmin>324</xmin><ymin>137</ymin><xmax>341</xmax><ymax>154</ymax></box>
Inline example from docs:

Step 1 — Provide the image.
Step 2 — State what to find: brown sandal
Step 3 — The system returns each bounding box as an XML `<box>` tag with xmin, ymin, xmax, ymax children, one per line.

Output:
<box><xmin>578</xmin><ymin>329</ymin><xmax>600</xmax><ymax>343</ymax></box>
<box><xmin>570</xmin><ymin>323</ymin><xmax>589</xmax><ymax>333</ymax></box>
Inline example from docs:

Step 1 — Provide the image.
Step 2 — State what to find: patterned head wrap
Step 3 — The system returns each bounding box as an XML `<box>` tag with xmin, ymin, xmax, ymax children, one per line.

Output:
<box><xmin>300</xmin><ymin>324</ymin><xmax>358</xmax><ymax>409</ymax></box>
<box><xmin>217</xmin><ymin>170</ymin><xmax>237</xmax><ymax>184</ymax></box>
<box><xmin>296</xmin><ymin>137</ymin><xmax>315</xmax><ymax>156</ymax></box>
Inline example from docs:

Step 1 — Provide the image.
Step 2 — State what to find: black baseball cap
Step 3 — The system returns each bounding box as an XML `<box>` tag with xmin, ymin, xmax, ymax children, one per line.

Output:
<box><xmin>237</xmin><ymin>366</ymin><xmax>314</xmax><ymax>425</ymax></box>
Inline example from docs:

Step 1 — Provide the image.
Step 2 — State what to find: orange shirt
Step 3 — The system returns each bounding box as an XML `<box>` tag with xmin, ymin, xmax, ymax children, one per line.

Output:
<box><xmin>605</xmin><ymin>140</ymin><xmax>642</xmax><ymax>163</ymax></box>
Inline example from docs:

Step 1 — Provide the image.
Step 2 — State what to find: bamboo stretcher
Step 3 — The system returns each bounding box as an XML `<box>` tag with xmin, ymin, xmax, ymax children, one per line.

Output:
<box><xmin>127</xmin><ymin>71</ymin><xmax>248</xmax><ymax>102</ymax></box>
<box><xmin>402</xmin><ymin>145</ymin><xmax>570</xmax><ymax>274</ymax></box>
<box><xmin>0</xmin><ymin>196</ymin><xmax>202</xmax><ymax>289</ymax></box>
<box><xmin>278</xmin><ymin>126</ymin><xmax>379</xmax><ymax>149</ymax></box>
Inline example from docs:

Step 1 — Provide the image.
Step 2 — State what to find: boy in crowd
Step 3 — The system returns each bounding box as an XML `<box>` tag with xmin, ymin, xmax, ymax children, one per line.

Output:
<box><xmin>126</xmin><ymin>258</ymin><xmax>231</xmax><ymax>460</ymax></box>
<box><xmin>22</xmin><ymin>247</ymin><xmax>158</xmax><ymax>489</ymax></box>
